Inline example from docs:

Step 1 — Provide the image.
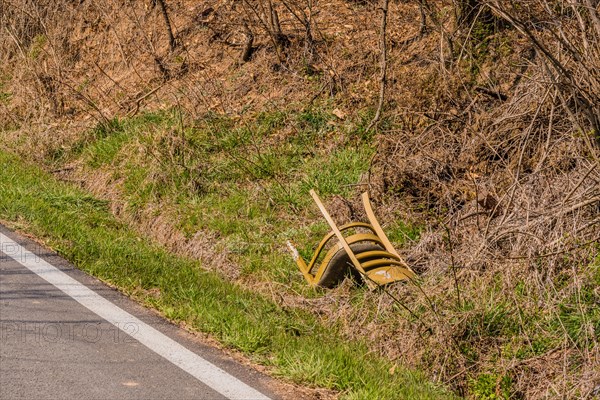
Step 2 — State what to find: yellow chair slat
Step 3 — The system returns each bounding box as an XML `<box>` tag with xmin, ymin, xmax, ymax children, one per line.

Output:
<box><xmin>366</xmin><ymin>266</ymin><xmax>413</xmax><ymax>285</ymax></box>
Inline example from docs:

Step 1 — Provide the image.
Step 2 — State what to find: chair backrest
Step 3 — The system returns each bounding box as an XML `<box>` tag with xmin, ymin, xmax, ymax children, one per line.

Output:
<box><xmin>287</xmin><ymin>190</ymin><xmax>416</xmax><ymax>288</ymax></box>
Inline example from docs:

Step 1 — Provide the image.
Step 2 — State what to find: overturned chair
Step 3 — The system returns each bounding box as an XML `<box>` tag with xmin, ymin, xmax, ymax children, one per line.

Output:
<box><xmin>287</xmin><ymin>190</ymin><xmax>416</xmax><ymax>288</ymax></box>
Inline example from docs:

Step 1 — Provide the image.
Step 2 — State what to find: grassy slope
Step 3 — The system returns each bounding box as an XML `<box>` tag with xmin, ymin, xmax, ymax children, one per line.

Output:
<box><xmin>0</xmin><ymin>149</ymin><xmax>455</xmax><ymax>399</ymax></box>
<box><xmin>2</xmin><ymin>2</ymin><xmax>599</xmax><ymax>397</ymax></box>
<box><xmin>4</xmin><ymin>107</ymin><xmax>598</xmax><ymax>399</ymax></box>
<box><xmin>61</xmin><ymin>108</ymin><xmax>401</xmax><ymax>289</ymax></box>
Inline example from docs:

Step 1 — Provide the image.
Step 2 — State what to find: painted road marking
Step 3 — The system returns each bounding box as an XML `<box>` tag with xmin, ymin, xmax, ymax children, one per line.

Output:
<box><xmin>0</xmin><ymin>232</ymin><xmax>271</xmax><ymax>400</ymax></box>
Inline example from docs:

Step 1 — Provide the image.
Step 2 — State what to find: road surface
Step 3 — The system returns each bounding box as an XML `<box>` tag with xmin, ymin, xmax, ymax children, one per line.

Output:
<box><xmin>0</xmin><ymin>225</ymin><xmax>280</xmax><ymax>400</ymax></box>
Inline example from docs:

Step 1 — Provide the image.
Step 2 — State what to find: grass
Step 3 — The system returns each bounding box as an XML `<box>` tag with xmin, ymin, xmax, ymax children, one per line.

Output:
<box><xmin>469</xmin><ymin>373</ymin><xmax>512</xmax><ymax>400</ymax></box>
<box><xmin>3</xmin><ymin>105</ymin><xmax>598</xmax><ymax>399</ymax></box>
<box><xmin>62</xmin><ymin>107</ymin><xmax>387</xmax><ymax>291</ymax></box>
<box><xmin>1</xmin><ymin>3</ymin><xmax>598</xmax><ymax>397</ymax></box>
<box><xmin>0</xmin><ymin>149</ymin><xmax>455</xmax><ymax>399</ymax></box>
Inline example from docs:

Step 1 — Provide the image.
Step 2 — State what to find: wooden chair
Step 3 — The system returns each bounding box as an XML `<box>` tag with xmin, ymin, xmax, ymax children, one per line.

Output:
<box><xmin>287</xmin><ymin>190</ymin><xmax>416</xmax><ymax>288</ymax></box>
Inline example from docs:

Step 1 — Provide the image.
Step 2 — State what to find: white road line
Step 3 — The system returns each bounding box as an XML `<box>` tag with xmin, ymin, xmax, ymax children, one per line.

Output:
<box><xmin>0</xmin><ymin>232</ymin><xmax>271</xmax><ymax>400</ymax></box>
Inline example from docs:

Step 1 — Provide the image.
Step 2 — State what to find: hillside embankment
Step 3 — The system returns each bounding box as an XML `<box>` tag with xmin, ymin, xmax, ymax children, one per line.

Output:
<box><xmin>1</xmin><ymin>0</ymin><xmax>599</xmax><ymax>398</ymax></box>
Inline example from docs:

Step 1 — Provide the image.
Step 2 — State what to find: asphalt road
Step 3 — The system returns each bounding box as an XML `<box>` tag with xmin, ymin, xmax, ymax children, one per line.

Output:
<box><xmin>0</xmin><ymin>225</ymin><xmax>279</xmax><ymax>400</ymax></box>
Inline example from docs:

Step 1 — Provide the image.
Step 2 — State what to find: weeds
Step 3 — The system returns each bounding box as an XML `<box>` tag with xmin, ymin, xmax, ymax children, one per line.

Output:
<box><xmin>1</xmin><ymin>0</ymin><xmax>599</xmax><ymax>398</ymax></box>
<box><xmin>0</xmin><ymin>150</ymin><xmax>453</xmax><ymax>399</ymax></box>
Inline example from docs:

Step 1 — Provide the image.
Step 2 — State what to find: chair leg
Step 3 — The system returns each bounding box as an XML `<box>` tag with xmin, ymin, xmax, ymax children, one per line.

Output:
<box><xmin>309</xmin><ymin>190</ymin><xmax>377</xmax><ymax>289</ymax></box>
<box><xmin>286</xmin><ymin>240</ymin><xmax>315</xmax><ymax>285</ymax></box>
<box><xmin>361</xmin><ymin>192</ymin><xmax>416</xmax><ymax>278</ymax></box>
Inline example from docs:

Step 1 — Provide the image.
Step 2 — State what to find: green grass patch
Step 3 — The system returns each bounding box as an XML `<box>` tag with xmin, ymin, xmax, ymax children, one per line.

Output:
<box><xmin>0</xmin><ymin>150</ymin><xmax>454</xmax><ymax>399</ymax></box>
<box><xmin>469</xmin><ymin>372</ymin><xmax>512</xmax><ymax>400</ymax></box>
<box><xmin>386</xmin><ymin>220</ymin><xmax>422</xmax><ymax>246</ymax></box>
<box><xmin>71</xmin><ymin>108</ymin><xmax>384</xmax><ymax>287</ymax></box>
